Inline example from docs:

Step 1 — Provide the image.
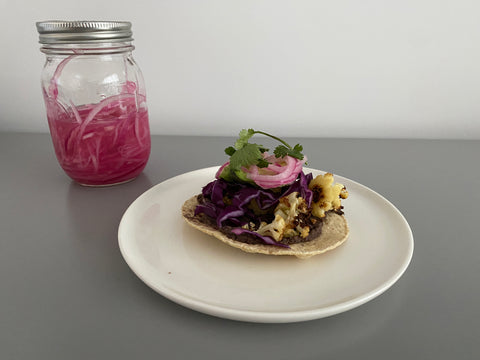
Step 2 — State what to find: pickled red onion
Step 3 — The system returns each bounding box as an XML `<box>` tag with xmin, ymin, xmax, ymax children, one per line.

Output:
<box><xmin>244</xmin><ymin>155</ymin><xmax>305</xmax><ymax>189</ymax></box>
<box><xmin>44</xmin><ymin>95</ymin><xmax>150</xmax><ymax>186</ymax></box>
<box><xmin>43</xmin><ymin>52</ymin><xmax>150</xmax><ymax>186</ymax></box>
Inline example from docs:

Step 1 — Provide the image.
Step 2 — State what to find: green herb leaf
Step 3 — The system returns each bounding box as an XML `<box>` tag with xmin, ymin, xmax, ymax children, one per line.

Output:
<box><xmin>229</xmin><ymin>143</ymin><xmax>265</xmax><ymax>170</ymax></box>
<box><xmin>234</xmin><ymin>128</ymin><xmax>255</xmax><ymax>150</ymax></box>
<box><xmin>223</xmin><ymin>128</ymin><xmax>306</xmax><ymax>175</ymax></box>
<box><xmin>290</xmin><ymin>144</ymin><xmax>304</xmax><ymax>160</ymax></box>
<box><xmin>273</xmin><ymin>144</ymin><xmax>304</xmax><ymax>160</ymax></box>
<box><xmin>257</xmin><ymin>158</ymin><xmax>270</xmax><ymax>168</ymax></box>
<box><xmin>273</xmin><ymin>145</ymin><xmax>289</xmax><ymax>159</ymax></box>
<box><xmin>224</xmin><ymin>146</ymin><xmax>236</xmax><ymax>156</ymax></box>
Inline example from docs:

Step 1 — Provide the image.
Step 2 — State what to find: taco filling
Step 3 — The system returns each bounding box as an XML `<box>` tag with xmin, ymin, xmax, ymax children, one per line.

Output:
<box><xmin>182</xmin><ymin>129</ymin><xmax>349</xmax><ymax>257</ymax></box>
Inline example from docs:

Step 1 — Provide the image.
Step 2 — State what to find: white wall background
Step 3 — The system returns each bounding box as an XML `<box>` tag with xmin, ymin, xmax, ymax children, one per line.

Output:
<box><xmin>1</xmin><ymin>0</ymin><xmax>479</xmax><ymax>138</ymax></box>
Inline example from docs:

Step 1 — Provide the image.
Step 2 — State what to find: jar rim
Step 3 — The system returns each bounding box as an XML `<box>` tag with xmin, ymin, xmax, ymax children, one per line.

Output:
<box><xmin>36</xmin><ymin>20</ymin><xmax>133</xmax><ymax>44</ymax></box>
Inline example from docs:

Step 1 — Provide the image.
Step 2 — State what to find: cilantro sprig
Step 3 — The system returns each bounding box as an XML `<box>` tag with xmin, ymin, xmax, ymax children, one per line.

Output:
<box><xmin>224</xmin><ymin>129</ymin><xmax>305</xmax><ymax>173</ymax></box>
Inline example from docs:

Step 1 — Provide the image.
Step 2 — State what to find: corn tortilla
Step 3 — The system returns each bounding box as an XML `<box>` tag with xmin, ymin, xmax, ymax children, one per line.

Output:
<box><xmin>182</xmin><ymin>196</ymin><xmax>349</xmax><ymax>259</ymax></box>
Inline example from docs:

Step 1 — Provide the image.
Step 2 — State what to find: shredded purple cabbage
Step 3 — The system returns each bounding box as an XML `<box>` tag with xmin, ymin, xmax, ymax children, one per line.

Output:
<box><xmin>195</xmin><ymin>171</ymin><xmax>314</xmax><ymax>247</ymax></box>
<box><xmin>283</xmin><ymin>171</ymin><xmax>313</xmax><ymax>207</ymax></box>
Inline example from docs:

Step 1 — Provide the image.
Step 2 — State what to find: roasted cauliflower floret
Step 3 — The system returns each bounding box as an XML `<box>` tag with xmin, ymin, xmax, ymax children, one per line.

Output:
<box><xmin>309</xmin><ymin>173</ymin><xmax>348</xmax><ymax>218</ymax></box>
<box><xmin>256</xmin><ymin>192</ymin><xmax>310</xmax><ymax>241</ymax></box>
<box><xmin>276</xmin><ymin>192</ymin><xmax>307</xmax><ymax>224</ymax></box>
<box><xmin>256</xmin><ymin>214</ymin><xmax>286</xmax><ymax>241</ymax></box>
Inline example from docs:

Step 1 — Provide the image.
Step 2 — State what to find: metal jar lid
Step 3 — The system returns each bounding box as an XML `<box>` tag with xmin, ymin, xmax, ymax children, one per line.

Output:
<box><xmin>36</xmin><ymin>20</ymin><xmax>133</xmax><ymax>44</ymax></box>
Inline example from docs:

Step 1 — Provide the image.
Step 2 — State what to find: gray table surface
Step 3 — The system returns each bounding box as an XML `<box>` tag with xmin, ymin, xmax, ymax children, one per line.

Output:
<box><xmin>1</xmin><ymin>132</ymin><xmax>479</xmax><ymax>360</ymax></box>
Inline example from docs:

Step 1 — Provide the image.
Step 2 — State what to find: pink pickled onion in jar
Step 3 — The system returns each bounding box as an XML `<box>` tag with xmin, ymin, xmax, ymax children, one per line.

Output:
<box><xmin>45</xmin><ymin>92</ymin><xmax>150</xmax><ymax>186</ymax></box>
<box><xmin>37</xmin><ymin>21</ymin><xmax>151</xmax><ymax>186</ymax></box>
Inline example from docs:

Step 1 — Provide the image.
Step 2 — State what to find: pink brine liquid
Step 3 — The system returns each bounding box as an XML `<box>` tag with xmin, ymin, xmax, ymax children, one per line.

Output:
<box><xmin>45</xmin><ymin>94</ymin><xmax>151</xmax><ymax>186</ymax></box>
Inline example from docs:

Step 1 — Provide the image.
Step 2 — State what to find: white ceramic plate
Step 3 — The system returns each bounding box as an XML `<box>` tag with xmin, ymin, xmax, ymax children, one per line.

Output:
<box><xmin>118</xmin><ymin>167</ymin><xmax>414</xmax><ymax>323</ymax></box>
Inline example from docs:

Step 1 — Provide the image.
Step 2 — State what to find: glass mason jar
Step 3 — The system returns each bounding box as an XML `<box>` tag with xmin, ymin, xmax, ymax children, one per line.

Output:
<box><xmin>36</xmin><ymin>21</ymin><xmax>151</xmax><ymax>186</ymax></box>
